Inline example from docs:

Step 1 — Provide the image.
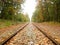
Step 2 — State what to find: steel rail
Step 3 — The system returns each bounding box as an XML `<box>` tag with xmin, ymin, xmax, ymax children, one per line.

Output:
<box><xmin>33</xmin><ymin>23</ymin><xmax>59</xmax><ymax>45</ymax></box>
<box><xmin>1</xmin><ymin>23</ymin><xmax>29</xmax><ymax>45</ymax></box>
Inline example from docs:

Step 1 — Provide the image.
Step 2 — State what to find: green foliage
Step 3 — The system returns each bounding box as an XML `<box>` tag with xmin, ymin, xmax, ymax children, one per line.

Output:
<box><xmin>0</xmin><ymin>19</ymin><xmax>15</xmax><ymax>28</ymax></box>
<box><xmin>15</xmin><ymin>13</ymin><xmax>30</xmax><ymax>22</ymax></box>
<box><xmin>0</xmin><ymin>0</ymin><xmax>29</xmax><ymax>22</ymax></box>
<box><xmin>32</xmin><ymin>0</ymin><xmax>60</xmax><ymax>22</ymax></box>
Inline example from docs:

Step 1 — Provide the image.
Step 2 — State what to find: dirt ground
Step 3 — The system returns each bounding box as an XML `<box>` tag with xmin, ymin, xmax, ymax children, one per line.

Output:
<box><xmin>34</xmin><ymin>22</ymin><xmax>60</xmax><ymax>44</ymax></box>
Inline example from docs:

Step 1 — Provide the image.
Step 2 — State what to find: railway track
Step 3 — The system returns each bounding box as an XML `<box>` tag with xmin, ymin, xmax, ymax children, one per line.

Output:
<box><xmin>0</xmin><ymin>23</ymin><xmax>29</xmax><ymax>45</ymax></box>
<box><xmin>33</xmin><ymin>23</ymin><xmax>60</xmax><ymax>45</ymax></box>
<box><xmin>0</xmin><ymin>23</ymin><xmax>59</xmax><ymax>45</ymax></box>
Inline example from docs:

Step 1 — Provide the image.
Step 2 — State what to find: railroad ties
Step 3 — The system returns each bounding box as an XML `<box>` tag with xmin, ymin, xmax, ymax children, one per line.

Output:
<box><xmin>0</xmin><ymin>23</ymin><xmax>59</xmax><ymax>45</ymax></box>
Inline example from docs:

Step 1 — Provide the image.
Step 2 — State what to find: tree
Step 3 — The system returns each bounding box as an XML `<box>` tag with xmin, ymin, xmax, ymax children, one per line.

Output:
<box><xmin>0</xmin><ymin>0</ymin><xmax>24</xmax><ymax>20</ymax></box>
<box><xmin>32</xmin><ymin>0</ymin><xmax>60</xmax><ymax>22</ymax></box>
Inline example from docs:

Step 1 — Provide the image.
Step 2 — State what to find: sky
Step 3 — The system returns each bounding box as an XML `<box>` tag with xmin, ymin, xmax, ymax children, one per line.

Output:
<box><xmin>22</xmin><ymin>0</ymin><xmax>37</xmax><ymax>21</ymax></box>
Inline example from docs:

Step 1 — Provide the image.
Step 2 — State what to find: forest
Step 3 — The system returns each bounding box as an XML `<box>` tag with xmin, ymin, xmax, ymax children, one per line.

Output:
<box><xmin>0</xmin><ymin>0</ymin><xmax>30</xmax><ymax>22</ymax></box>
<box><xmin>32</xmin><ymin>0</ymin><xmax>60</xmax><ymax>23</ymax></box>
<box><xmin>0</xmin><ymin>0</ymin><xmax>60</xmax><ymax>23</ymax></box>
<box><xmin>0</xmin><ymin>0</ymin><xmax>60</xmax><ymax>44</ymax></box>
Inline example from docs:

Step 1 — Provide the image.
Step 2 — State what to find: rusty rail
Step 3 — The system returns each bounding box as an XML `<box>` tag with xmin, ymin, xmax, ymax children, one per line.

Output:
<box><xmin>32</xmin><ymin>23</ymin><xmax>60</xmax><ymax>45</ymax></box>
<box><xmin>1</xmin><ymin>23</ymin><xmax>29</xmax><ymax>45</ymax></box>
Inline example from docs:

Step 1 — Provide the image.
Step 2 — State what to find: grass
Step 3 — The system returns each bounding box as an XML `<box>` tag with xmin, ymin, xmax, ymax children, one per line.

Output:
<box><xmin>43</xmin><ymin>21</ymin><xmax>60</xmax><ymax>26</ymax></box>
<box><xmin>48</xmin><ymin>22</ymin><xmax>60</xmax><ymax>25</ymax></box>
<box><xmin>0</xmin><ymin>19</ymin><xmax>22</xmax><ymax>28</ymax></box>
